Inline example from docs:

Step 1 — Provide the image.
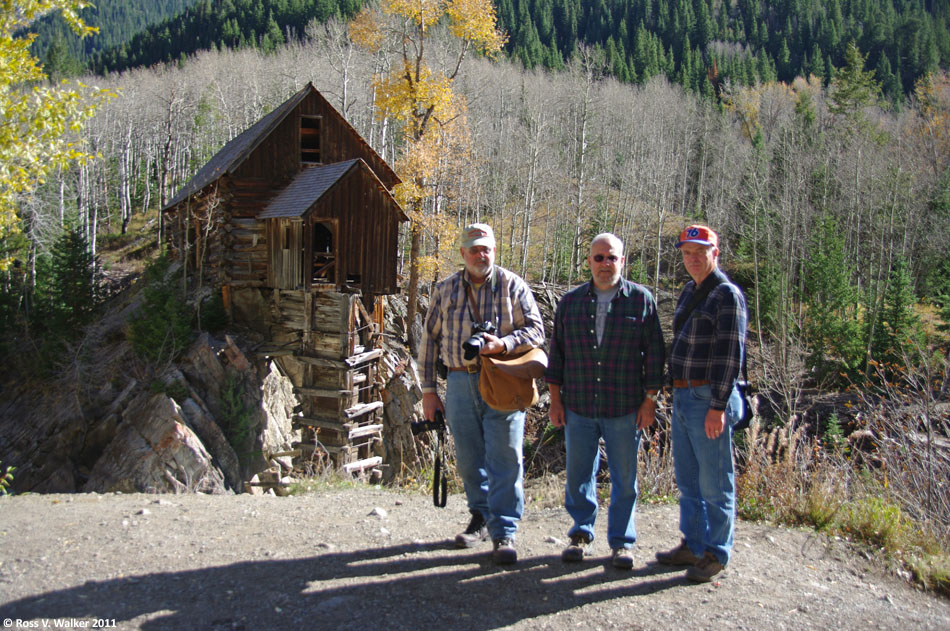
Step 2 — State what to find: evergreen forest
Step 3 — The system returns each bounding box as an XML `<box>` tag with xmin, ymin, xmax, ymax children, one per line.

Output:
<box><xmin>31</xmin><ymin>0</ymin><xmax>950</xmax><ymax>103</ymax></box>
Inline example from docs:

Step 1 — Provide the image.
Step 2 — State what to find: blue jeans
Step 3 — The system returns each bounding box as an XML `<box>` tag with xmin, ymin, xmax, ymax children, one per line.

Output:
<box><xmin>671</xmin><ymin>383</ymin><xmax>743</xmax><ymax>565</ymax></box>
<box><xmin>444</xmin><ymin>371</ymin><xmax>525</xmax><ymax>541</ymax></box>
<box><xmin>564</xmin><ymin>408</ymin><xmax>641</xmax><ymax>550</ymax></box>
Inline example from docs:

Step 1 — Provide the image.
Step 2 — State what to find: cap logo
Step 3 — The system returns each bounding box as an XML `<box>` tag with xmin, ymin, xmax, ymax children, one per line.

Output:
<box><xmin>686</xmin><ymin>227</ymin><xmax>701</xmax><ymax>238</ymax></box>
<box><xmin>469</xmin><ymin>229</ymin><xmax>488</xmax><ymax>238</ymax></box>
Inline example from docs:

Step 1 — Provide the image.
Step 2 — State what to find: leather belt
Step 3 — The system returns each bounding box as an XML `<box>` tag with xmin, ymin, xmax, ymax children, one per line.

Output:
<box><xmin>672</xmin><ymin>379</ymin><xmax>711</xmax><ymax>388</ymax></box>
<box><xmin>449</xmin><ymin>365</ymin><xmax>480</xmax><ymax>373</ymax></box>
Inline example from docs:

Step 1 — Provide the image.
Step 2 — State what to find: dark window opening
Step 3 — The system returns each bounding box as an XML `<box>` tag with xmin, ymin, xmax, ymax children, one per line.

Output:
<box><xmin>312</xmin><ymin>221</ymin><xmax>335</xmax><ymax>284</ymax></box>
<box><xmin>301</xmin><ymin>116</ymin><xmax>321</xmax><ymax>164</ymax></box>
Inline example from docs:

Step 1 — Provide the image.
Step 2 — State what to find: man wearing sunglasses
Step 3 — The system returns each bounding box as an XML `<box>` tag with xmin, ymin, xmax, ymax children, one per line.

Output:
<box><xmin>546</xmin><ymin>233</ymin><xmax>665</xmax><ymax>569</ymax></box>
<box><xmin>656</xmin><ymin>224</ymin><xmax>747</xmax><ymax>583</ymax></box>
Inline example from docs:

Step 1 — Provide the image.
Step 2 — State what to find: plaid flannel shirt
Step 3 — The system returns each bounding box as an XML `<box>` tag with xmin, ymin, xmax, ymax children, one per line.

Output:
<box><xmin>668</xmin><ymin>268</ymin><xmax>748</xmax><ymax>410</ymax></box>
<box><xmin>545</xmin><ymin>279</ymin><xmax>665</xmax><ymax>418</ymax></box>
<box><xmin>419</xmin><ymin>266</ymin><xmax>544</xmax><ymax>394</ymax></box>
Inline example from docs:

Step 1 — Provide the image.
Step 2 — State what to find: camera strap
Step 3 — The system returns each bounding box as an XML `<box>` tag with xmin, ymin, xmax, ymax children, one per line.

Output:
<box><xmin>465</xmin><ymin>282</ymin><xmax>483</xmax><ymax>319</ymax></box>
<box><xmin>433</xmin><ymin>410</ymin><xmax>448</xmax><ymax>507</ymax></box>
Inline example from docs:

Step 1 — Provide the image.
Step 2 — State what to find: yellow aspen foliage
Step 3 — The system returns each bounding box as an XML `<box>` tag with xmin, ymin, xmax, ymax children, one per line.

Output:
<box><xmin>0</xmin><ymin>1</ymin><xmax>111</xmax><ymax>268</ymax></box>
<box><xmin>373</xmin><ymin>60</ymin><xmax>454</xmax><ymax>129</ymax></box>
<box><xmin>348</xmin><ymin>8</ymin><xmax>383</xmax><ymax>53</ymax></box>
<box><xmin>445</xmin><ymin>0</ymin><xmax>506</xmax><ymax>55</ymax></box>
<box><xmin>352</xmin><ymin>0</ymin><xmax>502</xmax><ymax>339</ymax></box>
<box><xmin>914</xmin><ymin>71</ymin><xmax>950</xmax><ymax>175</ymax></box>
<box><xmin>723</xmin><ymin>83</ymin><xmax>764</xmax><ymax>140</ymax></box>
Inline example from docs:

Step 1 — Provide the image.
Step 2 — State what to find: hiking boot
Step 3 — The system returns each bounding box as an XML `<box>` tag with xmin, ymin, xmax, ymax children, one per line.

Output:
<box><xmin>561</xmin><ymin>533</ymin><xmax>593</xmax><ymax>562</ymax></box>
<box><xmin>685</xmin><ymin>551</ymin><xmax>725</xmax><ymax>583</ymax></box>
<box><xmin>454</xmin><ymin>511</ymin><xmax>488</xmax><ymax>549</ymax></box>
<box><xmin>492</xmin><ymin>538</ymin><xmax>517</xmax><ymax>565</ymax></box>
<box><xmin>611</xmin><ymin>547</ymin><xmax>634</xmax><ymax>570</ymax></box>
<box><xmin>655</xmin><ymin>539</ymin><xmax>701</xmax><ymax>566</ymax></box>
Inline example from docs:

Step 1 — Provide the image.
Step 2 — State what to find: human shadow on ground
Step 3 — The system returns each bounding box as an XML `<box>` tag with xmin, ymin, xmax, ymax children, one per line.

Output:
<box><xmin>0</xmin><ymin>540</ymin><xmax>691</xmax><ymax>630</ymax></box>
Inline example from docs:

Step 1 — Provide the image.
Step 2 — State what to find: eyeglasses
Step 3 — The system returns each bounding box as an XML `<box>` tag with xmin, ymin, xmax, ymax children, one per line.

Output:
<box><xmin>592</xmin><ymin>254</ymin><xmax>619</xmax><ymax>263</ymax></box>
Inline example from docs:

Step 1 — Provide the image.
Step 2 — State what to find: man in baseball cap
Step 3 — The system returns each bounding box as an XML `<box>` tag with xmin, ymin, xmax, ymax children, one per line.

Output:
<box><xmin>658</xmin><ymin>223</ymin><xmax>747</xmax><ymax>583</ymax></box>
<box><xmin>419</xmin><ymin>221</ymin><xmax>544</xmax><ymax>565</ymax></box>
<box><xmin>460</xmin><ymin>223</ymin><xmax>496</xmax><ymax>249</ymax></box>
<box><xmin>675</xmin><ymin>224</ymin><xmax>719</xmax><ymax>249</ymax></box>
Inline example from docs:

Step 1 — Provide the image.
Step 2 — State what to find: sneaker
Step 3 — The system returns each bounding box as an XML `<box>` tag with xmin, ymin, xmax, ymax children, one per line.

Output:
<box><xmin>561</xmin><ymin>533</ymin><xmax>593</xmax><ymax>562</ymax></box>
<box><xmin>611</xmin><ymin>547</ymin><xmax>634</xmax><ymax>570</ymax></box>
<box><xmin>685</xmin><ymin>551</ymin><xmax>725</xmax><ymax>583</ymax></box>
<box><xmin>492</xmin><ymin>538</ymin><xmax>517</xmax><ymax>565</ymax></box>
<box><xmin>655</xmin><ymin>539</ymin><xmax>701</xmax><ymax>566</ymax></box>
<box><xmin>454</xmin><ymin>511</ymin><xmax>488</xmax><ymax>549</ymax></box>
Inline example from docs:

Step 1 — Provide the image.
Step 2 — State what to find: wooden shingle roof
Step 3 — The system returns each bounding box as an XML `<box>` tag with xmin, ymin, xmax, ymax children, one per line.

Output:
<box><xmin>258</xmin><ymin>159</ymin><xmax>408</xmax><ymax>221</ymax></box>
<box><xmin>163</xmin><ymin>83</ymin><xmax>399</xmax><ymax>211</ymax></box>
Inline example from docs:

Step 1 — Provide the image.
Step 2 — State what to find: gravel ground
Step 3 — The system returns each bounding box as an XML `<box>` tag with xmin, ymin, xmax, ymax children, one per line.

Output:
<box><xmin>0</xmin><ymin>487</ymin><xmax>948</xmax><ymax>630</ymax></box>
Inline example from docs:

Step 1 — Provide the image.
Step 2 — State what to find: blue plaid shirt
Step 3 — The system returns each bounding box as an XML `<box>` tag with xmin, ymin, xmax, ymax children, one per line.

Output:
<box><xmin>419</xmin><ymin>266</ymin><xmax>544</xmax><ymax>394</ymax></box>
<box><xmin>668</xmin><ymin>268</ymin><xmax>747</xmax><ymax>410</ymax></box>
<box><xmin>545</xmin><ymin>278</ymin><xmax>665</xmax><ymax>417</ymax></box>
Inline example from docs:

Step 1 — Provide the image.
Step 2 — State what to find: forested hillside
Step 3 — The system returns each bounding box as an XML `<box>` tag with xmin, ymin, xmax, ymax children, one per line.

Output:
<box><xmin>29</xmin><ymin>0</ymin><xmax>198</xmax><ymax>74</ymax></box>
<box><xmin>42</xmin><ymin>0</ymin><xmax>950</xmax><ymax>103</ymax></box>
<box><xmin>499</xmin><ymin>0</ymin><xmax>950</xmax><ymax>100</ymax></box>
<box><xmin>90</xmin><ymin>0</ymin><xmax>364</xmax><ymax>73</ymax></box>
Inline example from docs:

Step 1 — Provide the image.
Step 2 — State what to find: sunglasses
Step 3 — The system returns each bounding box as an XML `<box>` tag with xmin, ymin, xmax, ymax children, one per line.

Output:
<box><xmin>592</xmin><ymin>254</ymin><xmax>620</xmax><ymax>263</ymax></box>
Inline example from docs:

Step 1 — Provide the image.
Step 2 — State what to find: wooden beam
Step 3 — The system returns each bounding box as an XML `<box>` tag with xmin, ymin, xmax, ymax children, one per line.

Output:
<box><xmin>344</xmin><ymin>348</ymin><xmax>384</xmax><ymax>367</ymax></box>
<box><xmin>343</xmin><ymin>400</ymin><xmax>384</xmax><ymax>419</ymax></box>
<box><xmin>294</xmin><ymin>416</ymin><xmax>351</xmax><ymax>431</ymax></box>
<box><xmin>348</xmin><ymin>424</ymin><xmax>383</xmax><ymax>440</ymax></box>
<box><xmin>294</xmin><ymin>386</ymin><xmax>350</xmax><ymax>398</ymax></box>
<box><xmin>343</xmin><ymin>456</ymin><xmax>383</xmax><ymax>474</ymax></box>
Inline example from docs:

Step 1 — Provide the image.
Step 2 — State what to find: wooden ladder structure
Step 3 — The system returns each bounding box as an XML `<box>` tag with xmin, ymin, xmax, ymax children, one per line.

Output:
<box><xmin>256</xmin><ymin>289</ymin><xmax>385</xmax><ymax>478</ymax></box>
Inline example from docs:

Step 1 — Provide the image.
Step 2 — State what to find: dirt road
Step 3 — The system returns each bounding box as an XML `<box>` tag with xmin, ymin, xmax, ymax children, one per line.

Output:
<box><xmin>1</xmin><ymin>487</ymin><xmax>947</xmax><ymax>630</ymax></box>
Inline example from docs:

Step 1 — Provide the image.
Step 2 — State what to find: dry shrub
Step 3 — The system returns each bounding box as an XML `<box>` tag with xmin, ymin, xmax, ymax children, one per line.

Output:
<box><xmin>638</xmin><ymin>421</ymin><xmax>677</xmax><ymax>502</ymax></box>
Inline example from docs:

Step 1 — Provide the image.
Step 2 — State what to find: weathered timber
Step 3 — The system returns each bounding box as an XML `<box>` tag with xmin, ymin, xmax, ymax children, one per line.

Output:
<box><xmin>294</xmin><ymin>416</ymin><xmax>351</xmax><ymax>431</ymax></box>
<box><xmin>348</xmin><ymin>424</ymin><xmax>383</xmax><ymax>440</ymax></box>
<box><xmin>343</xmin><ymin>456</ymin><xmax>383</xmax><ymax>474</ymax></box>
<box><xmin>343</xmin><ymin>400</ymin><xmax>384</xmax><ymax>419</ymax></box>
<box><xmin>294</xmin><ymin>386</ymin><xmax>349</xmax><ymax>398</ymax></box>
<box><xmin>345</xmin><ymin>348</ymin><xmax>384</xmax><ymax>367</ymax></box>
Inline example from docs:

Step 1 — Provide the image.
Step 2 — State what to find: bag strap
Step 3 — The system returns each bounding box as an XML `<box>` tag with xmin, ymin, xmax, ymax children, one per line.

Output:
<box><xmin>673</xmin><ymin>273</ymin><xmax>724</xmax><ymax>335</ymax></box>
<box><xmin>465</xmin><ymin>282</ymin><xmax>483</xmax><ymax>322</ymax></box>
<box><xmin>675</xmin><ymin>272</ymin><xmax>752</xmax><ymax>389</ymax></box>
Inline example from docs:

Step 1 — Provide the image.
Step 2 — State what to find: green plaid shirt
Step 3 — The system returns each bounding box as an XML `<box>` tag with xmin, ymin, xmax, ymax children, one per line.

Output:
<box><xmin>545</xmin><ymin>279</ymin><xmax>665</xmax><ymax>417</ymax></box>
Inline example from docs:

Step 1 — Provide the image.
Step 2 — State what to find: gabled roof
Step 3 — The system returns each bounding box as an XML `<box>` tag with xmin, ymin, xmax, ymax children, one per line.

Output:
<box><xmin>163</xmin><ymin>83</ymin><xmax>399</xmax><ymax>211</ymax></box>
<box><xmin>258</xmin><ymin>159</ymin><xmax>408</xmax><ymax>221</ymax></box>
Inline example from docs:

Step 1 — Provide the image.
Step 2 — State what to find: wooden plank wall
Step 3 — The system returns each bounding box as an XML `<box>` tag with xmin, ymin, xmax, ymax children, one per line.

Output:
<box><xmin>313</xmin><ymin>167</ymin><xmax>401</xmax><ymax>295</ymax></box>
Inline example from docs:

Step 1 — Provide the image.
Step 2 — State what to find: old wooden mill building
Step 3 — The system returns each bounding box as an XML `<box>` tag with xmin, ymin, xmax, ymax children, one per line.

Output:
<box><xmin>163</xmin><ymin>83</ymin><xmax>407</xmax><ymax>478</ymax></box>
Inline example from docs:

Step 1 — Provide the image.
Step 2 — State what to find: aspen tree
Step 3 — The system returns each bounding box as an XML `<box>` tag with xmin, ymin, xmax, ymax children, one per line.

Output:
<box><xmin>0</xmin><ymin>1</ymin><xmax>110</xmax><ymax>268</ymax></box>
<box><xmin>350</xmin><ymin>0</ymin><xmax>505</xmax><ymax>349</ymax></box>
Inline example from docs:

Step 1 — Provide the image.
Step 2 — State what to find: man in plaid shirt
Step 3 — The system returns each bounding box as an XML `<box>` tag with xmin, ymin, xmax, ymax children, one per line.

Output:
<box><xmin>545</xmin><ymin>233</ymin><xmax>665</xmax><ymax>569</ymax></box>
<box><xmin>656</xmin><ymin>224</ymin><xmax>747</xmax><ymax>583</ymax></box>
<box><xmin>419</xmin><ymin>223</ymin><xmax>544</xmax><ymax>565</ymax></box>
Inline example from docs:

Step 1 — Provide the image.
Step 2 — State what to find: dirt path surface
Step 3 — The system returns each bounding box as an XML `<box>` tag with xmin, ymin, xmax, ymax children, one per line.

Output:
<box><xmin>0</xmin><ymin>488</ymin><xmax>947</xmax><ymax>630</ymax></box>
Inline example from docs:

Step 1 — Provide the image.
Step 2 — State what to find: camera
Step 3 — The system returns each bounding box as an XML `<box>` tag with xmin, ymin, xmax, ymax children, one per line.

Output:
<box><xmin>411</xmin><ymin>409</ymin><xmax>446</xmax><ymax>435</ymax></box>
<box><xmin>462</xmin><ymin>320</ymin><xmax>496</xmax><ymax>360</ymax></box>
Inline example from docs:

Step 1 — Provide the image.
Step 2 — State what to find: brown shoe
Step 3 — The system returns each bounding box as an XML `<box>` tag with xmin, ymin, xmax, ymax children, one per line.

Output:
<box><xmin>611</xmin><ymin>547</ymin><xmax>634</xmax><ymax>569</ymax></box>
<box><xmin>685</xmin><ymin>551</ymin><xmax>725</xmax><ymax>582</ymax></box>
<box><xmin>454</xmin><ymin>511</ymin><xmax>488</xmax><ymax>548</ymax></box>
<box><xmin>655</xmin><ymin>539</ymin><xmax>701</xmax><ymax>566</ymax></box>
<box><xmin>492</xmin><ymin>538</ymin><xmax>517</xmax><ymax>565</ymax></box>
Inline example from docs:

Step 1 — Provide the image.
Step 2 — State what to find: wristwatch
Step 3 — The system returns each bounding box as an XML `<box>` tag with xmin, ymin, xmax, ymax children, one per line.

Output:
<box><xmin>645</xmin><ymin>391</ymin><xmax>658</xmax><ymax>403</ymax></box>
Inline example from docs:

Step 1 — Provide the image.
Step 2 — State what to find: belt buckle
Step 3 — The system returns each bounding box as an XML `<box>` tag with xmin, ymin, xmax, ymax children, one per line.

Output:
<box><xmin>466</xmin><ymin>363</ymin><xmax>479</xmax><ymax>374</ymax></box>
